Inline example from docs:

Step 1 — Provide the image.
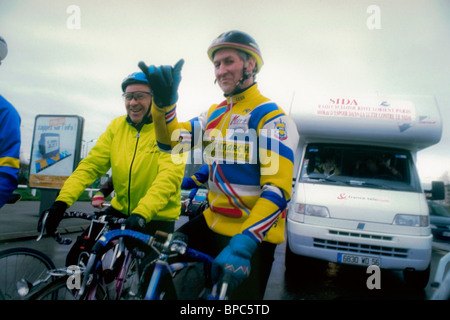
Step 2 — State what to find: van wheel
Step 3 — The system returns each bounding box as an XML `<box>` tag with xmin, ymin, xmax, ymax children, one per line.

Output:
<box><xmin>285</xmin><ymin>240</ymin><xmax>303</xmax><ymax>275</ymax></box>
<box><xmin>285</xmin><ymin>241</ymin><xmax>325</xmax><ymax>277</ymax></box>
<box><xmin>285</xmin><ymin>241</ymin><xmax>309</xmax><ymax>282</ymax></box>
<box><xmin>403</xmin><ymin>265</ymin><xmax>430</xmax><ymax>289</ymax></box>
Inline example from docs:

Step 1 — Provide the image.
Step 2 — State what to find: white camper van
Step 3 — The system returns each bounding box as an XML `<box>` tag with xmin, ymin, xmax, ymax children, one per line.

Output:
<box><xmin>286</xmin><ymin>95</ymin><xmax>445</xmax><ymax>288</ymax></box>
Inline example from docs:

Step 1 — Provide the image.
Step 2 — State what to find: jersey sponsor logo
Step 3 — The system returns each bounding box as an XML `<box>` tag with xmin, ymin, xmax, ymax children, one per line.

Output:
<box><xmin>203</xmin><ymin>129</ymin><xmax>255</xmax><ymax>164</ymax></box>
<box><xmin>273</xmin><ymin>119</ymin><xmax>287</xmax><ymax>141</ymax></box>
<box><xmin>229</xmin><ymin>114</ymin><xmax>250</xmax><ymax>131</ymax></box>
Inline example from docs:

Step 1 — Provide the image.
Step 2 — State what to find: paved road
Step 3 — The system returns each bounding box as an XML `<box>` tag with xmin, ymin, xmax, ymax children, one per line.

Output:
<box><xmin>0</xmin><ymin>200</ymin><xmax>92</xmax><ymax>242</ymax></box>
<box><xmin>1</xmin><ymin>201</ymin><xmax>449</xmax><ymax>300</ymax></box>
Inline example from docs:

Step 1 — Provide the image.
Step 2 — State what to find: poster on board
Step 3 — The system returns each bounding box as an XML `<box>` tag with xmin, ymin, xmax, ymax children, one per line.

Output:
<box><xmin>28</xmin><ymin>115</ymin><xmax>84</xmax><ymax>189</ymax></box>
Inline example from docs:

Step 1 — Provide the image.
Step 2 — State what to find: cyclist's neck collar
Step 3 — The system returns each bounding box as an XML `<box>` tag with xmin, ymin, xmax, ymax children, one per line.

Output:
<box><xmin>126</xmin><ymin>110</ymin><xmax>153</xmax><ymax>130</ymax></box>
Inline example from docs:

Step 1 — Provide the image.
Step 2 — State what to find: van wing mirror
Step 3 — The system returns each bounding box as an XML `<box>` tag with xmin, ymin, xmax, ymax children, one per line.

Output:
<box><xmin>425</xmin><ymin>181</ymin><xmax>445</xmax><ymax>200</ymax></box>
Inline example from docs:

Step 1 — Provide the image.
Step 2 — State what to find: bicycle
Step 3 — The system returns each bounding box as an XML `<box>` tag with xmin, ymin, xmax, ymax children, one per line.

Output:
<box><xmin>32</xmin><ymin>228</ymin><xmax>228</xmax><ymax>300</ymax></box>
<box><xmin>28</xmin><ymin>237</ymin><xmax>142</xmax><ymax>300</ymax></box>
<box><xmin>182</xmin><ymin>198</ymin><xmax>208</xmax><ymax>221</ymax></box>
<box><xmin>0</xmin><ymin>193</ymin><xmax>58</xmax><ymax>300</ymax></box>
<box><xmin>28</xmin><ymin>208</ymin><xmax>141</xmax><ymax>300</ymax></box>
<box><xmin>85</xmin><ymin>229</ymin><xmax>228</xmax><ymax>300</ymax></box>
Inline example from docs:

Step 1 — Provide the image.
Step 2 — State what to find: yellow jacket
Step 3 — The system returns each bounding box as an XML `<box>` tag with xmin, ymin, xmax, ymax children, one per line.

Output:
<box><xmin>56</xmin><ymin>115</ymin><xmax>185</xmax><ymax>222</ymax></box>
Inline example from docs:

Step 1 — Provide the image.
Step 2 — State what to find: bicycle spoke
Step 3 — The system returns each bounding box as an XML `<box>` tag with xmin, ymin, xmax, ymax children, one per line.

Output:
<box><xmin>0</xmin><ymin>248</ymin><xmax>55</xmax><ymax>300</ymax></box>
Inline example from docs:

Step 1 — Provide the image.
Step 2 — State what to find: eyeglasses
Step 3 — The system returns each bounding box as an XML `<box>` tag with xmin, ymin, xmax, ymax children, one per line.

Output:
<box><xmin>122</xmin><ymin>91</ymin><xmax>151</xmax><ymax>101</ymax></box>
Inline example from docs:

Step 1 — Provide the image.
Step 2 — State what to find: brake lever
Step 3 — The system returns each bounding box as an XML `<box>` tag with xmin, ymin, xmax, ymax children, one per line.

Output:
<box><xmin>217</xmin><ymin>273</ymin><xmax>230</xmax><ymax>300</ymax></box>
<box><xmin>219</xmin><ymin>281</ymin><xmax>228</xmax><ymax>300</ymax></box>
<box><xmin>36</xmin><ymin>211</ymin><xmax>49</xmax><ymax>242</ymax></box>
<box><xmin>36</xmin><ymin>211</ymin><xmax>72</xmax><ymax>245</ymax></box>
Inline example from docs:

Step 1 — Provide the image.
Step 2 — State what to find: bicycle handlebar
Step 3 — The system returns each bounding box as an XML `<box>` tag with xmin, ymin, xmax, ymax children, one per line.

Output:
<box><xmin>37</xmin><ymin>207</ymin><xmax>126</xmax><ymax>245</ymax></box>
<box><xmin>91</xmin><ymin>229</ymin><xmax>153</xmax><ymax>253</ymax></box>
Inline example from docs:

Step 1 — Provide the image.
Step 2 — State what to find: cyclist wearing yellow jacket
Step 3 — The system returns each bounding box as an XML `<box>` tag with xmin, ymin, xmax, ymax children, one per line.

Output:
<box><xmin>139</xmin><ymin>30</ymin><xmax>299</xmax><ymax>299</ymax></box>
<box><xmin>43</xmin><ymin>72</ymin><xmax>185</xmax><ymax>241</ymax></box>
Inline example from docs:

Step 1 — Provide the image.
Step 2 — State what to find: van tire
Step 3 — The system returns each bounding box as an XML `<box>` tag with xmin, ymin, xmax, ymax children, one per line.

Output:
<box><xmin>284</xmin><ymin>240</ymin><xmax>327</xmax><ymax>279</ymax></box>
<box><xmin>403</xmin><ymin>265</ymin><xmax>430</xmax><ymax>289</ymax></box>
<box><xmin>285</xmin><ymin>240</ymin><xmax>303</xmax><ymax>275</ymax></box>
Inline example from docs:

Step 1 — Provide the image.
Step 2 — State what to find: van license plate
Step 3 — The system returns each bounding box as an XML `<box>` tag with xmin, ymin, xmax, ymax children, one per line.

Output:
<box><xmin>337</xmin><ymin>253</ymin><xmax>381</xmax><ymax>266</ymax></box>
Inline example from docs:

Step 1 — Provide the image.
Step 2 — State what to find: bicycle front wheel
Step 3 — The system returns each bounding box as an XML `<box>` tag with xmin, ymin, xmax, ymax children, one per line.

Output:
<box><xmin>0</xmin><ymin>247</ymin><xmax>56</xmax><ymax>300</ymax></box>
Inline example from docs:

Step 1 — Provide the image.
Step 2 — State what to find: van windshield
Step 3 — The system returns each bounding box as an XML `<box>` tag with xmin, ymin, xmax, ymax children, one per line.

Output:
<box><xmin>299</xmin><ymin>144</ymin><xmax>422</xmax><ymax>192</ymax></box>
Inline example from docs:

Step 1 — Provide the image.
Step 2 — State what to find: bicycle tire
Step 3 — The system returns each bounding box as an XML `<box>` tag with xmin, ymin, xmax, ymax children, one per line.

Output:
<box><xmin>29</xmin><ymin>274</ymin><xmax>109</xmax><ymax>300</ymax></box>
<box><xmin>0</xmin><ymin>247</ymin><xmax>56</xmax><ymax>300</ymax></box>
<box><xmin>31</xmin><ymin>260</ymin><xmax>142</xmax><ymax>301</ymax></box>
<box><xmin>28</xmin><ymin>276</ymin><xmax>76</xmax><ymax>300</ymax></box>
<box><xmin>115</xmin><ymin>252</ymin><xmax>142</xmax><ymax>300</ymax></box>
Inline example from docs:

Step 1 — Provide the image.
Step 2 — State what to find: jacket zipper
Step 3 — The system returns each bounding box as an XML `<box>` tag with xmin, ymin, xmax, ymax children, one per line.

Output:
<box><xmin>210</xmin><ymin>96</ymin><xmax>233</xmax><ymax>227</ymax></box>
<box><xmin>128</xmin><ymin>131</ymin><xmax>140</xmax><ymax>215</ymax></box>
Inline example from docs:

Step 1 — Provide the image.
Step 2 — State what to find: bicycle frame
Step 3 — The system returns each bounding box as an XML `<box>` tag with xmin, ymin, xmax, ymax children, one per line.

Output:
<box><xmin>81</xmin><ymin>229</ymin><xmax>228</xmax><ymax>300</ymax></box>
<box><xmin>34</xmin><ymin>209</ymin><xmax>134</xmax><ymax>300</ymax></box>
<box><xmin>143</xmin><ymin>247</ymin><xmax>206</xmax><ymax>300</ymax></box>
<box><xmin>144</xmin><ymin>259</ymin><xmax>175</xmax><ymax>300</ymax></box>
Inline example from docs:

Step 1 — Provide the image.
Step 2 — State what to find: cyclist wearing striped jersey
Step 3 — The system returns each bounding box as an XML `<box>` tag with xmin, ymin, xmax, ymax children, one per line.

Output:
<box><xmin>139</xmin><ymin>30</ymin><xmax>299</xmax><ymax>299</ymax></box>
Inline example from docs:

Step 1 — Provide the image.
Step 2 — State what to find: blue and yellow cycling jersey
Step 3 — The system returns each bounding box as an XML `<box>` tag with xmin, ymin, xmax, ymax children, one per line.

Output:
<box><xmin>0</xmin><ymin>95</ymin><xmax>21</xmax><ymax>208</ymax></box>
<box><xmin>152</xmin><ymin>84</ymin><xmax>299</xmax><ymax>244</ymax></box>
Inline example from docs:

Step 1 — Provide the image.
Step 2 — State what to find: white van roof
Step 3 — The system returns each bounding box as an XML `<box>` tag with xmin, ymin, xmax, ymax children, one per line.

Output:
<box><xmin>290</xmin><ymin>95</ymin><xmax>442</xmax><ymax>152</ymax></box>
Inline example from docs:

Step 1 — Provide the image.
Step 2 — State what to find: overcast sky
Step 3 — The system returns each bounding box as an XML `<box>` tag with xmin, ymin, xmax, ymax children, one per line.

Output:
<box><xmin>1</xmin><ymin>0</ymin><xmax>449</xmax><ymax>183</ymax></box>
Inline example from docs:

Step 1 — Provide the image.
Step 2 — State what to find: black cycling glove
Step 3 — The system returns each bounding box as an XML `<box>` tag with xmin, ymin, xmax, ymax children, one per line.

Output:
<box><xmin>38</xmin><ymin>201</ymin><xmax>67</xmax><ymax>236</ymax></box>
<box><xmin>125</xmin><ymin>213</ymin><xmax>147</xmax><ymax>233</ymax></box>
<box><xmin>138</xmin><ymin>59</ymin><xmax>184</xmax><ymax>108</ymax></box>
